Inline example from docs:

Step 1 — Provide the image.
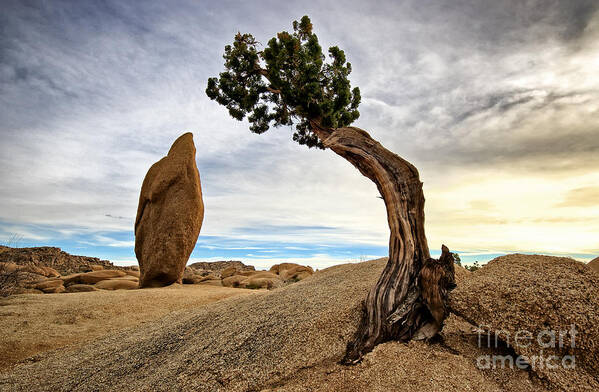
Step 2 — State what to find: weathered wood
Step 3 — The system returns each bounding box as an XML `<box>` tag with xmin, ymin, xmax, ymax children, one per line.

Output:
<box><xmin>313</xmin><ymin>126</ymin><xmax>455</xmax><ymax>364</ymax></box>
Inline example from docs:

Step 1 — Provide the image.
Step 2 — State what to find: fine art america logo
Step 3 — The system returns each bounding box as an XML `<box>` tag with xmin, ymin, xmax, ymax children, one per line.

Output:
<box><xmin>475</xmin><ymin>324</ymin><xmax>577</xmax><ymax>370</ymax></box>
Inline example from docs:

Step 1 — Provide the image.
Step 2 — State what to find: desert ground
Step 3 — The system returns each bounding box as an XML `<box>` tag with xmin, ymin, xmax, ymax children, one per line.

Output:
<box><xmin>1</xmin><ymin>255</ymin><xmax>597</xmax><ymax>391</ymax></box>
<box><xmin>0</xmin><ymin>284</ymin><xmax>256</xmax><ymax>370</ymax></box>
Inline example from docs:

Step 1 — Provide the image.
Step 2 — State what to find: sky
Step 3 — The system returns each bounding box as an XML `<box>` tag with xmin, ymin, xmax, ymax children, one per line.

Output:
<box><xmin>1</xmin><ymin>0</ymin><xmax>598</xmax><ymax>269</ymax></box>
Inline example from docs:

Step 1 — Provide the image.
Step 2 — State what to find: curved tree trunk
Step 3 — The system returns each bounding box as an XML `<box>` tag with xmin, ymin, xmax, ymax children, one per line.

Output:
<box><xmin>312</xmin><ymin>124</ymin><xmax>456</xmax><ymax>364</ymax></box>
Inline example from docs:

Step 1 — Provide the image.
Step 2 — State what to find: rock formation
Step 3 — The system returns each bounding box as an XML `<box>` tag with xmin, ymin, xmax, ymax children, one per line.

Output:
<box><xmin>451</xmin><ymin>254</ymin><xmax>599</xmax><ymax>389</ymax></box>
<box><xmin>0</xmin><ymin>246</ymin><xmax>116</xmax><ymax>275</ymax></box>
<box><xmin>135</xmin><ymin>133</ymin><xmax>204</xmax><ymax>288</ymax></box>
<box><xmin>188</xmin><ymin>260</ymin><xmax>255</xmax><ymax>273</ymax></box>
<box><xmin>270</xmin><ymin>263</ymin><xmax>313</xmax><ymax>281</ymax></box>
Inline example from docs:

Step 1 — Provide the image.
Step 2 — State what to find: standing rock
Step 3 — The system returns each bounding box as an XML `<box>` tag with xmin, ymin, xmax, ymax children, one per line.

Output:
<box><xmin>135</xmin><ymin>133</ymin><xmax>204</xmax><ymax>288</ymax></box>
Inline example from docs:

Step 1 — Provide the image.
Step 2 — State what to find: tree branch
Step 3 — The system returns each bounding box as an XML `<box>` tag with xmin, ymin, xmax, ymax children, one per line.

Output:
<box><xmin>309</xmin><ymin>118</ymin><xmax>334</xmax><ymax>141</ymax></box>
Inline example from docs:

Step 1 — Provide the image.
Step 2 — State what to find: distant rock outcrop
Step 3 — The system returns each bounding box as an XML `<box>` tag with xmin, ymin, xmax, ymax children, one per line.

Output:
<box><xmin>0</xmin><ymin>246</ymin><xmax>116</xmax><ymax>275</ymax></box>
<box><xmin>188</xmin><ymin>260</ymin><xmax>255</xmax><ymax>273</ymax></box>
<box><xmin>135</xmin><ymin>133</ymin><xmax>204</xmax><ymax>288</ymax></box>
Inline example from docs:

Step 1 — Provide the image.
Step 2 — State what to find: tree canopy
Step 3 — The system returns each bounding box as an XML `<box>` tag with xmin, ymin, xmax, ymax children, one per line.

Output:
<box><xmin>206</xmin><ymin>16</ymin><xmax>361</xmax><ymax>148</ymax></box>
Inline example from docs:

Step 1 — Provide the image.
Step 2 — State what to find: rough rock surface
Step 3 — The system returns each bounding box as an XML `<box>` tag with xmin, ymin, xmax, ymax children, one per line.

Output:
<box><xmin>588</xmin><ymin>256</ymin><xmax>599</xmax><ymax>274</ymax></box>
<box><xmin>451</xmin><ymin>254</ymin><xmax>599</xmax><ymax>390</ymax></box>
<box><xmin>0</xmin><ymin>259</ymin><xmax>387</xmax><ymax>391</ymax></box>
<box><xmin>135</xmin><ymin>133</ymin><xmax>204</xmax><ymax>288</ymax></box>
<box><xmin>0</xmin><ymin>256</ymin><xmax>570</xmax><ymax>391</ymax></box>
<box><xmin>0</xmin><ymin>246</ymin><xmax>116</xmax><ymax>275</ymax></box>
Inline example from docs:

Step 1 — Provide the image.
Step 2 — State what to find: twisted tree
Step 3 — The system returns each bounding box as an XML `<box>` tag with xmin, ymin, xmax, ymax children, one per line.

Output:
<box><xmin>206</xmin><ymin>16</ymin><xmax>456</xmax><ymax>364</ymax></box>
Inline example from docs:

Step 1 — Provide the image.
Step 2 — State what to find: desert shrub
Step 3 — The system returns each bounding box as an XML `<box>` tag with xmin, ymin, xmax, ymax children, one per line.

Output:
<box><xmin>452</xmin><ymin>252</ymin><xmax>462</xmax><ymax>266</ymax></box>
<box><xmin>0</xmin><ymin>263</ymin><xmax>20</xmax><ymax>297</ymax></box>
<box><xmin>465</xmin><ymin>261</ymin><xmax>481</xmax><ymax>272</ymax></box>
<box><xmin>245</xmin><ymin>283</ymin><xmax>262</xmax><ymax>290</ymax></box>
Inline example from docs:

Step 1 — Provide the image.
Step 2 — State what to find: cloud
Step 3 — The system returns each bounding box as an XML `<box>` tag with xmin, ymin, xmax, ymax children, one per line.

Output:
<box><xmin>557</xmin><ymin>187</ymin><xmax>599</xmax><ymax>208</ymax></box>
<box><xmin>0</xmin><ymin>0</ymin><xmax>598</xmax><ymax>266</ymax></box>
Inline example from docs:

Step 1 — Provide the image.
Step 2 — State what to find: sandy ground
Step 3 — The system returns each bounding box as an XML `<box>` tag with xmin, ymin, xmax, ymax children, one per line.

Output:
<box><xmin>0</xmin><ymin>284</ymin><xmax>256</xmax><ymax>370</ymax></box>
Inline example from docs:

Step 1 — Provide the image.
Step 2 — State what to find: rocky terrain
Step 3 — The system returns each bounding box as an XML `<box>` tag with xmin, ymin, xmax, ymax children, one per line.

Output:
<box><xmin>1</xmin><ymin>254</ymin><xmax>597</xmax><ymax>391</ymax></box>
<box><xmin>0</xmin><ymin>246</ymin><xmax>315</xmax><ymax>296</ymax></box>
<box><xmin>0</xmin><ymin>246</ymin><xmax>120</xmax><ymax>275</ymax></box>
<box><xmin>188</xmin><ymin>260</ymin><xmax>255</xmax><ymax>273</ymax></box>
<box><xmin>0</xmin><ymin>284</ymin><xmax>255</xmax><ymax>370</ymax></box>
<box><xmin>588</xmin><ymin>256</ymin><xmax>599</xmax><ymax>274</ymax></box>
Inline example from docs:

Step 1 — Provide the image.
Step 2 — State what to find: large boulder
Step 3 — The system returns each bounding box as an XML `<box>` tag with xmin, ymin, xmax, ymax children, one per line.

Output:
<box><xmin>451</xmin><ymin>254</ymin><xmax>599</xmax><ymax>390</ymax></box>
<box><xmin>270</xmin><ymin>263</ymin><xmax>313</xmax><ymax>282</ymax></box>
<box><xmin>135</xmin><ymin>133</ymin><xmax>204</xmax><ymax>288</ymax></box>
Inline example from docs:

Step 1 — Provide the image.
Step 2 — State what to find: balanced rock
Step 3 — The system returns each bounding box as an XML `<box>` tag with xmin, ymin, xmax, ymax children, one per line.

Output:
<box><xmin>135</xmin><ymin>133</ymin><xmax>204</xmax><ymax>288</ymax></box>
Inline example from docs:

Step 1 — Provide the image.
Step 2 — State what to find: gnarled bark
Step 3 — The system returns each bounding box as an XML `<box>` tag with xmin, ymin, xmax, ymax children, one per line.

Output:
<box><xmin>313</xmin><ymin>125</ymin><xmax>456</xmax><ymax>364</ymax></box>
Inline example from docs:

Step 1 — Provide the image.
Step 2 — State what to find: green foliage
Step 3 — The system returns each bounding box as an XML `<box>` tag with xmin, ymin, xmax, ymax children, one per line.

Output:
<box><xmin>206</xmin><ymin>15</ymin><xmax>361</xmax><ymax>148</ymax></box>
<box><xmin>465</xmin><ymin>261</ymin><xmax>481</xmax><ymax>272</ymax></box>
<box><xmin>452</xmin><ymin>252</ymin><xmax>461</xmax><ymax>266</ymax></box>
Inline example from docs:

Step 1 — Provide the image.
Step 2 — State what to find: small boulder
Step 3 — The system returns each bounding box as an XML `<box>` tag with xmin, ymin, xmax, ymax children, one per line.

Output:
<box><xmin>95</xmin><ymin>279</ymin><xmax>138</xmax><ymax>290</ymax></box>
<box><xmin>135</xmin><ymin>133</ymin><xmax>204</xmax><ymax>288</ymax></box>
<box><xmin>89</xmin><ymin>264</ymin><xmax>104</xmax><ymax>271</ymax></box>
<box><xmin>61</xmin><ymin>273</ymin><xmax>83</xmax><ymax>286</ymax></box>
<box><xmin>78</xmin><ymin>270</ymin><xmax>127</xmax><ymax>284</ymax></box>
<box><xmin>65</xmin><ymin>284</ymin><xmax>98</xmax><ymax>293</ymax></box>
<box><xmin>246</xmin><ymin>276</ymin><xmax>283</xmax><ymax>290</ymax></box>
<box><xmin>221</xmin><ymin>266</ymin><xmax>238</xmax><ymax>279</ymax></box>
<box><xmin>222</xmin><ymin>275</ymin><xmax>249</xmax><ymax>288</ymax></box>
<box><xmin>0</xmin><ymin>262</ymin><xmax>19</xmax><ymax>273</ymax></box>
<box><xmin>40</xmin><ymin>266</ymin><xmax>60</xmax><ymax>277</ymax></box>
<box><xmin>42</xmin><ymin>284</ymin><xmax>65</xmax><ymax>294</ymax></box>
<box><xmin>270</xmin><ymin>263</ymin><xmax>313</xmax><ymax>282</ymax></box>
<box><xmin>33</xmin><ymin>279</ymin><xmax>63</xmax><ymax>291</ymax></box>
<box><xmin>248</xmin><ymin>271</ymin><xmax>279</xmax><ymax>280</ymax></box>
